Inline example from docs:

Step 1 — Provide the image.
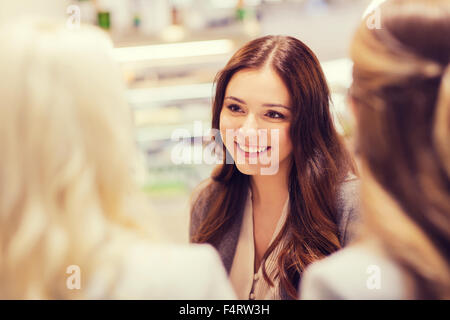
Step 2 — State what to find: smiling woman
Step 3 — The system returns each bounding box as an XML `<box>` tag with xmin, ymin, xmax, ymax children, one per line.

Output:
<box><xmin>190</xmin><ymin>35</ymin><xmax>360</xmax><ymax>300</ymax></box>
<box><xmin>220</xmin><ymin>66</ymin><xmax>293</xmax><ymax>176</ymax></box>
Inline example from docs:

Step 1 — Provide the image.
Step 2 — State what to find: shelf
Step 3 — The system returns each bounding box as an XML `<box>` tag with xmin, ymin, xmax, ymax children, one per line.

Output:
<box><xmin>128</xmin><ymin>82</ymin><xmax>213</xmax><ymax>106</ymax></box>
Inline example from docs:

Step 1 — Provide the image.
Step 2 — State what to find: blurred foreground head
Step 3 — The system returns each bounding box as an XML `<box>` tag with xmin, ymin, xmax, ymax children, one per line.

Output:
<box><xmin>0</xmin><ymin>19</ymin><xmax>148</xmax><ymax>298</ymax></box>
<box><xmin>350</xmin><ymin>0</ymin><xmax>450</xmax><ymax>299</ymax></box>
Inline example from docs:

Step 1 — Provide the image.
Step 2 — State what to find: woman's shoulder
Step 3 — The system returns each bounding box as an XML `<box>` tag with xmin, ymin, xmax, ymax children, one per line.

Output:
<box><xmin>336</xmin><ymin>173</ymin><xmax>361</xmax><ymax>246</ymax></box>
<box><xmin>300</xmin><ymin>241</ymin><xmax>408</xmax><ymax>299</ymax></box>
<box><xmin>89</xmin><ymin>241</ymin><xmax>236</xmax><ymax>299</ymax></box>
<box><xmin>337</xmin><ymin>173</ymin><xmax>360</xmax><ymax>205</ymax></box>
<box><xmin>189</xmin><ymin>178</ymin><xmax>223</xmax><ymax>237</ymax></box>
<box><xmin>190</xmin><ymin>178</ymin><xmax>215</xmax><ymax>209</ymax></box>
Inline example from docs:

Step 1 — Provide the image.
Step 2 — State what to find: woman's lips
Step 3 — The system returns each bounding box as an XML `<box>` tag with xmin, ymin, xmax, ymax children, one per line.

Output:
<box><xmin>234</xmin><ymin>141</ymin><xmax>271</xmax><ymax>158</ymax></box>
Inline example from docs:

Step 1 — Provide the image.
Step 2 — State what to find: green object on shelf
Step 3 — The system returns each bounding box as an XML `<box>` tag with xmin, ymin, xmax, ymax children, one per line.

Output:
<box><xmin>133</xmin><ymin>15</ymin><xmax>141</xmax><ymax>28</ymax></box>
<box><xmin>98</xmin><ymin>11</ymin><xmax>110</xmax><ymax>30</ymax></box>
<box><xmin>236</xmin><ymin>8</ymin><xmax>247</xmax><ymax>21</ymax></box>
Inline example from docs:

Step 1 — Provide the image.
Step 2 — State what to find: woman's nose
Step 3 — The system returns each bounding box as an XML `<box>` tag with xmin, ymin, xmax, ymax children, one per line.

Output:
<box><xmin>237</xmin><ymin>114</ymin><xmax>260</xmax><ymax>144</ymax></box>
<box><xmin>238</xmin><ymin>113</ymin><xmax>258</xmax><ymax>135</ymax></box>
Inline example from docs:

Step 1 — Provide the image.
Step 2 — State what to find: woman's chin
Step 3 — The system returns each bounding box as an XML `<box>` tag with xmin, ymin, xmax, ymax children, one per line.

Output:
<box><xmin>235</xmin><ymin>162</ymin><xmax>265</xmax><ymax>176</ymax></box>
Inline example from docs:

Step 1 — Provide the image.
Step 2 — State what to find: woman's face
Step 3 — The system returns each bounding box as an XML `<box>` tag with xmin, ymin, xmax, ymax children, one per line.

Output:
<box><xmin>219</xmin><ymin>66</ymin><xmax>293</xmax><ymax>176</ymax></box>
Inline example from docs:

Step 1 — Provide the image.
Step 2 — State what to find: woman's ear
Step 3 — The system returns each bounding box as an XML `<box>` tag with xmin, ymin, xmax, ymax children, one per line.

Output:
<box><xmin>347</xmin><ymin>95</ymin><xmax>358</xmax><ymax>120</ymax></box>
<box><xmin>346</xmin><ymin>94</ymin><xmax>359</xmax><ymax>133</ymax></box>
<box><xmin>346</xmin><ymin>94</ymin><xmax>361</xmax><ymax>157</ymax></box>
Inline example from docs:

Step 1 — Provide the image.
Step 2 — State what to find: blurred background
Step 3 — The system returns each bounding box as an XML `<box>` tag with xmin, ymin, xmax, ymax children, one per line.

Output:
<box><xmin>0</xmin><ymin>0</ymin><xmax>373</xmax><ymax>243</ymax></box>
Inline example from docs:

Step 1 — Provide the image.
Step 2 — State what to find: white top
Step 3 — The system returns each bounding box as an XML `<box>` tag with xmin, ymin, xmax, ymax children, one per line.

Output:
<box><xmin>85</xmin><ymin>239</ymin><xmax>237</xmax><ymax>300</ymax></box>
<box><xmin>300</xmin><ymin>241</ymin><xmax>409</xmax><ymax>300</ymax></box>
<box><xmin>229</xmin><ymin>189</ymin><xmax>289</xmax><ymax>300</ymax></box>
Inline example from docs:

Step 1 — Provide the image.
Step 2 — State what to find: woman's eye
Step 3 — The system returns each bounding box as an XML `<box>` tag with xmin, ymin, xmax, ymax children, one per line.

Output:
<box><xmin>227</xmin><ymin>104</ymin><xmax>242</xmax><ymax>113</ymax></box>
<box><xmin>266</xmin><ymin>111</ymin><xmax>285</xmax><ymax>119</ymax></box>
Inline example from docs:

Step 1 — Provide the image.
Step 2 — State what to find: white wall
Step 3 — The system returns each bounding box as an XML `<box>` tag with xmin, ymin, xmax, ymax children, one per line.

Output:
<box><xmin>0</xmin><ymin>0</ymin><xmax>70</xmax><ymax>24</ymax></box>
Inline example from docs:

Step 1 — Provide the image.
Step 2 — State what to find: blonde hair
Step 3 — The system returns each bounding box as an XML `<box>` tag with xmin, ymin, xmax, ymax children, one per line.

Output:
<box><xmin>0</xmin><ymin>19</ymin><xmax>155</xmax><ymax>299</ymax></box>
<box><xmin>350</xmin><ymin>0</ymin><xmax>450</xmax><ymax>299</ymax></box>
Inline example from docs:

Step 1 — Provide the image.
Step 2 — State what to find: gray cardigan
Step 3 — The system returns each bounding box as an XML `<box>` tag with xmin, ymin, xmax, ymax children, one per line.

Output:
<box><xmin>189</xmin><ymin>175</ymin><xmax>361</xmax><ymax>299</ymax></box>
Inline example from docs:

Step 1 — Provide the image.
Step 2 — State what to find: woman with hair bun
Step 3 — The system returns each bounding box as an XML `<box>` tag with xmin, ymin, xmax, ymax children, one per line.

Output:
<box><xmin>301</xmin><ymin>0</ymin><xmax>450</xmax><ymax>300</ymax></box>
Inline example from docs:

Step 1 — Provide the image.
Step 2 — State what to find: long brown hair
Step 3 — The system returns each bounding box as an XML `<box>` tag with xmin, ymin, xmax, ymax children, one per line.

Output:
<box><xmin>191</xmin><ymin>35</ymin><xmax>356</xmax><ymax>298</ymax></box>
<box><xmin>350</xmin><ymin>0</ymin><xmax>450</xmax><ymax>299</ymax></box>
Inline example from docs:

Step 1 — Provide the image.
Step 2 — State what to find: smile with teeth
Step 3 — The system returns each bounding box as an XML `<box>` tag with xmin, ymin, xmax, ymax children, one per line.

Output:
<box><xmin>235</xmin><ymin>141</ymin><xmax>270</xmax><ymax>154</ymax></box>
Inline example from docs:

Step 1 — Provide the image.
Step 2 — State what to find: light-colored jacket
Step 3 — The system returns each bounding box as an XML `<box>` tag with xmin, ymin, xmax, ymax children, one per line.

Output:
<box><xmin>85</xmin><ymin>240</ymin><xmax>236</xmax><ymax>299</ymax></box>
<box><xmin>300</xmin><ymin>241</ymin><xmax>408</xmax><ymax>300</ymax></box>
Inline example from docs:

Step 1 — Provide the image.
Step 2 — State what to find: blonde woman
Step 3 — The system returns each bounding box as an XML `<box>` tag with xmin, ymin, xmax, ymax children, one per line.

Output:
<box><xmin>0</xmin><ymin>19</ymin><xmax>235</xmax><ymax>299</ymax></box>
<box><xmin>300</xmin><ymin>0</ymin><xmax>450</xmax><ymax>299</ymax></box>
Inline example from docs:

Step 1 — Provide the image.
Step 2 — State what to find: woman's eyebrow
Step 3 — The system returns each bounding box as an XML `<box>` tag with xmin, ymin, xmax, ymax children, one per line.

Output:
<box><xmin>225</xmin><ymin>96</ymin><xmax>290</xmax><ymax>110</ymax></box>
<box><xmin>262</xmin><ymin>103</ymin><xmax>291</xmax><ymax>110</ymax></box>
<box><xmin>224</xmin><ymin>96</ymin><xmax>246</xmax><ymax>104</ymax></box>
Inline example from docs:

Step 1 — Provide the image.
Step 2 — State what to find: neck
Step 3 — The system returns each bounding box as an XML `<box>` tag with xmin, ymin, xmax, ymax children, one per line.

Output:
<box><xmin>250</xmin><ymin>158</ymin><xmax>291</xmax><ymax>206</ymax></box>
